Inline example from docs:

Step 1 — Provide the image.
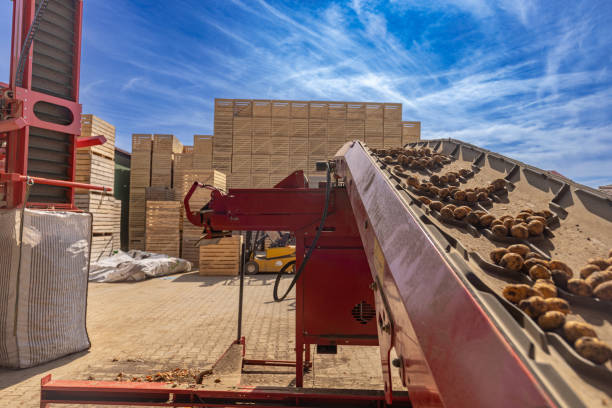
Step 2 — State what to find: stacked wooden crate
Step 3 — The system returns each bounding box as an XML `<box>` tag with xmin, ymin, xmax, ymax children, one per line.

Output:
<box><xmin>145</xmin><ymin>201</ymin><xmax>181</xmax><ymax>257</ymax></box>
<box><xmin>151</xmin><ymin>134</ymin><xmax>183</xmax><ymax>187</ymax></box>
<box><xmin>215</xmin><ymin>99</ymin><xmax>420</xmax><ymax>188</ymax></box>
<box><xmin>401</xmin><ymin>121</ymin><xmax>421</xmax><ymax>145</ymax></box>
<box><xmin>129</xmin><ymin>134</ymin><xmax>152</xmax><ymax>250</ymax></box>
<box><xmin>199</xmin><ymin>235</ymin><xmax>243</xmax><ymax>276</ymax></box>
<box><xmin>75</xmin><ymin>114</ymin><xmax>121</xmax><ymax>261</ymax></box>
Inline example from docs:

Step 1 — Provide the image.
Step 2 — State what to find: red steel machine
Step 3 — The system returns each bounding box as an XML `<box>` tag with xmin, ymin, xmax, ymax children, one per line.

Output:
<box><xmin>1</xmin><ymin>0</ymin><xmax>109</xmax><ymax>210</ymax></box>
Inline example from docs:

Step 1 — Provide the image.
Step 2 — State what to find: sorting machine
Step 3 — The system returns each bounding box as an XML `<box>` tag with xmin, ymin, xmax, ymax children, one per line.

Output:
<box><xmin>41</xmin><ymin>139</ymin><xmax>612</xmax><ymax>407</ymax></box>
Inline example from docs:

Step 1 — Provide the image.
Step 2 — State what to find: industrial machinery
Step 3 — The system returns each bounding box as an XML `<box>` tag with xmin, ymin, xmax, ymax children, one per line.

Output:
<box><xmin>1</xmin><ymin>0</ymin><xmax>109</xmax><ymax>210</ymax></box>
<box><xmin>41</xmin><ymin>139</ymin><xmax>612</xmax><ymax>407</ymax></box>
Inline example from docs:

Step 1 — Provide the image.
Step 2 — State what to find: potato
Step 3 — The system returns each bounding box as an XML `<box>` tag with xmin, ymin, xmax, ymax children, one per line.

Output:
<box><xmin>464</xmin><ymin>191</ymin><xmax>477</xmax><ymax>203</ymax></box>
<box><xmin>527</xmin><ymin>216</ymin><xmax>547</xmax><ymax>224</ymax></box>
<box><xmin>490</xmin><ymin>248</ymin><xmax>509</xmax><ymax>264</ymax></box>
<box><xmin>585</xmin><ymin>270</ymin><xmax>612</xmax><ymax>290</ymax></box>
<box><xmin>491</xmin><ymin>178</ymin><xmax>506</xmax><ymax>190</ymax></box>
<box><xmin>550</xmin><ymin>269</ymin><xmax>570</xmax><ymax>290</ymax></box>
<box><xmin>511</xmin><ymin>224</ymin><xmax>529</xmax><ymax>240</ymax></box>
<box><xmin>527</xmin><ymin>220</ymin><xmax>545</xmax><ymax>236</ymax></box>
<box><xmin>593</xmin><ymin>281</ymin><xmax>612</xmax><ymax>300</ymax></box>
<box><xmin>507</xmin><ymin>244</ymin><xmax>530</xmax><ymax>257</ymax></box>
<box><xmin>519</xmin><ymin>296</ymin><xmax>547</xmax><ymax>319</ymax></box>
<box><xmin>438</xmin><ymin>188</ymin><xmax>450</xmax><ymax>199</ymax></box>
<box><xmin>500</xmin><ymin>253</ymin><xmax>524</xmax><ymax>271</ymax></box>
<box><xmin>524</xmin><ymin>252</ymin><xmax>542</xmax><ymax>260</ymax></box>
<box><xmin>383</xmin><ymin>156</ymin><xmax>394</xmax><ymax>164</ymax></box>
<box><xmin>516</xmin><ymin>212</ymin><xmax>530</xmax><ymax>221</ymax></box>
<box><xmin>440</xmin><ymin>205</ymin><xmax>455</xmax><ymax>219</ymax></box>
<box><xmin>429</xmin><ymin>186</ymin><xmax>440</xmax><ymax>196</ymax></box>
<box><xmin>537</xmin><ymin>311</ymin><xmax>565</xmax><ymax>331</ymax></box>
<box><xmin>544</xmin><ymin>297</ymin><xmax>570</xmax><ymax>315</ymax></box>
<box><xmin>567</xmin><ymin>278</ymin><xmax>592</xmax><ymax>296</ymax></box>
<box><xmin>563</xmin><ymin>321</ymin><xmax>597</xmax><ymax>344</ymax></box>
<box><xmin>447</xmin><ymin>173</ymin><xmax>456</xmax><ymax>183</ymax></box>
<box><xmin>533</xmin><ymin>280</ymin><xmax>557</xmax><ymax>298</ymax></box>
<box><xmin>417</xmin><ymin>196</ymin><xmax>431</xmax><ymax>205</ymax></box>
<box><xmin>479</xmin><ymin>214</ymin><xmax>495</xmax><ymax>227</ymax></box>
<box><xmin>574</xmin><ymin>337</ymin><xmax>612</xmax><ymax>365</ymax></box>
<box><xmin>465</xmin><ymin>212</ymin><xmax>481</xmax><ymax>226</ymax></box>
<box><xmin>453</xmin><ymin>206</ymin><xmax>471</xmax><ymax>220</ymax></box>
<box><xmin>453</xmin><ymin>190</ymin><xmax>467</xmax><ymax>201</ymax></box>
<box><xmin>520</xmin><ymin>208</ymin><xmax>534</xmax><ymax>215</ymax></box>
<box><xmin>588</xmin><ymin>258</ymin><xmax>610</xmax><ymax>270</ymax></box>
<box><xmin>429</xmin><ymin>201</ymin><xmax>444</xmax><ymax>212</ymax></box>
<box><xmin>492</xmin><ymin>224</ymin><xmax>508</xmax><ymax>237</ymax></box>
<box><xmin>579</xmin><ymin>264</ymin><xmax>600</xmax><ymax>279</ymax></box>
<box><xmin>548</xmin><ymin>261</ymin><xmax>573</xmax><ymax>278</ymax></box>
<box><xmin>523</xmin><ymin>258</ymin><xmax>548</xmax><ymax>272</ymax></box>
<box><xmin>477</xmin><ymin>192</ymin><xmax>489</xmax><ymax>202</ymax></box>
<box><xmin>502</xmin><ymin>284</ymin><xmax>539</xmax><ymax>304</ymax></box>
<box><xmin>529</xmin><ymin>264</ymin><xmax>551</xmax><ymax>280</ymax></box>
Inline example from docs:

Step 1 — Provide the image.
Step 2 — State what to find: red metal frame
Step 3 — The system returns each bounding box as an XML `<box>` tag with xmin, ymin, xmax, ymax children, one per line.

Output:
<box><xmin>1</xmin><ymin>0</ymin><xmax>108</xmax><ymax>209</ymax></box>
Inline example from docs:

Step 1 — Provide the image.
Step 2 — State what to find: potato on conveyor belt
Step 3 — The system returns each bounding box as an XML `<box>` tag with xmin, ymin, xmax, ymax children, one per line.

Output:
<box><xmin>429</xmin><ymin>201</ymin><xmax>444</xmax><ymax>212</ymax></box>
<box><xmin>563</xmin><ymin>321</ymin><xmax>597</xmax><ymax>344</ymax></box>
<box><xmin>524</xmin><ymin>252</ymin><xmax>541</xmax><ymax>260</ymax></box>
<box><xmin>417</xmin><ymin>196</ymin><xmax>431</xmax><ymax>205</ymax></box>
<box><xmin>492</xmin><ymin>224</ymin><xmax>508</xmax><ymax>238</ymax></box>
<box><xmin>519</xmin><ymin>296</ymin><xmax>547</xmax><ymax>319</ymax></box>
<box><xmin>465</xmin><ymin>212</ymin><xmax>481</xmax><ymax>226</ymax></box>
<box><xmin>440</xmin><ymin>205</ymin><xmax>455</xmax><ymax>219</ymax></box>
<box><xmin>490</xmin><ymin>248</ymin><xmax>509</xmax><ymax>264</ymax></box>
<box><xmin>593</xmin><ymin>281</ymin><xmax>612</xmax><ymax>300</ymax></box>
<box><xmin>500</xmin><ymin>253</ymin><xmax>524</xmax><ymax>271</ymax></box>
<box><xmin>527</xmin><ymin>220</ymin><xmax>545</xmax><ymax>236</ymax></box>
<box><xmin>453</xmin><ymin>190</ymin><xmax>467</xmax><ymax>201</ymax></box>
<box><xmin>479</xmin><ymin>214</ymin><xmax>495</xmax><ymax>227</ymax></box>
<box><xmin>453</xmin><ymin>206</ymin><xmax>471</xmax><ymax>220</ymax></box>
<box><xmin>537</xmin><ymin>311</ymin><xmax>565</xmax><ymax>331</ymax></box>
<box><xmin>550</xmin><ymin>269</ymin><xmax>570</xmax><ymax>290</ymax></box>
<box><xmin>501</xmin><ymin>284</ymin><xmax>537</xmax><ymax>303</ymax></box>
<box><xmin>548</xmin><ymin>261</ymin><xmax>573</xmax><ymax>278</ymax></box>
<box><xmin>511</xmin><ymin>224</ymin><xmax>529</xmax><ymax>239</ymax></box>
<box><xmin>588</xmin><ymin>258</ymin><xmax>610</xmax><ymax>270</ymax></box>
<box><xmin>533</xmin><ymin>280</ymin><xmax>557</xmax><ymax>298</ymax></box>
<box><xmin>585</xmin><ymin>270</ymin><xmax>612</xmax><ymax>290</ymax></box>
<box><xmin>579</xmin><ymin>264</ymin><xmax>600</xmax><ymax>279</ymax></box>
<box><xmin>491</xmin><ymin>178</ymin><xmax>506</xmax><ymax>190</ymax></box>
<box><xmin>507</xmin><ymin>244</ymin><xmax>529</xmax><ymax>257</ymax></box>
<box><xmin>465</xmin><ymin>191</ymin><xmax>477</xmax><ymax>203</ymax></box>
<box><xmin>567</xmin><ymin>278</ymin><xmax>593</xmax><ymax>296</ymax></box>
<box><xmin>544</xmin><ymin>297</ymin><xmax>570</xmax><ymax>315</ymax></box>
<box><xmin>529</xmin><ymin>264</ymin><xmax>551</xmax><ymax>280</ymax></box>
<box><xmin>574</xmin><ymin>337</ymin><xmax>612</xmax><ymax>365</ymax></box>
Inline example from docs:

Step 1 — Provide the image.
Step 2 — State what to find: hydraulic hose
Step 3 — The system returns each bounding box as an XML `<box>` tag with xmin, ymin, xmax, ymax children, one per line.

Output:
<box><xmin>273</xmin><ymin>162</ymin><xmax>332</xmax><ymax>302</ymax></box>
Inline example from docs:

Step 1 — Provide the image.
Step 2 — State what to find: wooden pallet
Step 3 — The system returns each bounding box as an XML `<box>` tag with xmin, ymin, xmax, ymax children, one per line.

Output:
<box><xmin>132</xmin><ymin>134</ymin><xmax>153</xmax><ymax>151</ymax></box>
<box><xmin>181</xmin><ymin>222</ymin><xmax>202</xmax><ymax>268</ymax></box>
<box><xmin>401</xmin><ymin>121</ymin><xmax>421</xmax><ymax>145</ymax></box>
<box><xmin>113</xmin><ymin>200</ymin><xmax>121</xmax><ymax>251</ymax></box>
<box><xmin>252</xmin><ymin>137</ymin><xmax>272</xmax><ymax>155</ymax></box>
<box><xmin>145</xmin><ymin>201</ymin><xmax>181</xmax><ymax>257</ymax></box>
<box><xmin>80</xmin><ymin>114</ymin><xmax>115</xmax><ymax>160</ymax></box>
<box><xmin>150</xmin><ymin>152</ymin><xmax>173</xmax><ymax>187</ymax></box>
<box><xmin>290</xmin><ymin>119</ymin><xmax>308</xmax><ymax>138</ymax></box>
<box><xmin>232</xmin><ymin>155</ymin><xmax>252</xmax><ymax>174</ymax></box>
<box><xmin>271</xmin><ymin>119</ymin><xmax>289</xmax><ymax>137</ymax></box>
<box><xmin>193</xmin><ymin>135</ymin><xmax>212</xmax><ymax>168</ymax></box>
<box><xmin>199</xmin><ymin>236</ymin><xmax>242</xmax><ymax>276</ymax></box>
<box><xmin>91</xmin><ymin>233</ymin><xmax>116</xmax><ymax>262</ymax></box>
<box><xmin>128</xmin><ymin>188</ymin><xmax>146</xmax><ymax>250</ymax></box>
<box><xmin>145</xmin><ymin>186</ymin><xmax>176</xmax><ymax>201</ymax></box>
<box><xmin>289</xmin><ymin>138</ymin><xmax>308</xmax><ymax>156</ymax></box>
<box><xmin>153</xmin><ymin>134</ymin><xmax>183</xmax><ymax>154</ymax></box>
<box><xmin>251</xmin><ymin>155</ymin><xmax>270</xmax><ymax>173</ymax></box>
<box><xmin>228</xmin><ymin>172</ymin><xmax>251</xmax><ymax>189</ymax></box>
<box><xmin>212</xmin><ymin>153</ymin><xmax>232</xmax><ymax>174</ymax></box>
<box><xmin>74</xmin><ymin>191</ymin><xmax>118</xmax><ymax>234</ymax></box>
<box><xmin>75</xmin><ymin>150</ymin><xmax>114</xmax><ymax>193</ymax></box>
<box><xmin>308</xmin><ymin>119</ymin><xmax>326</xmax><ymax>139</ymax></box>
<box><xmin>308</xmin><ymin>138</ymin><xmax>326</xmax><ymax>156</ymax></box>
<box><xmin>252</xmin><ymin>117</ymin><xmax>271</xmax><ymax>138</ymax></box>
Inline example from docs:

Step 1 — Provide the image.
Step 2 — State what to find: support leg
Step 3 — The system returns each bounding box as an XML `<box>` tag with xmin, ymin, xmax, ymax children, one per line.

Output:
<box><xmin>295</xmin><ymin>341</ymin><xmax>304</xmax><ymax>387</ymax></box>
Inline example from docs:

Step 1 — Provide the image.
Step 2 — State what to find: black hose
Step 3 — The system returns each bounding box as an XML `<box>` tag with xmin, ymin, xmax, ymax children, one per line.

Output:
<box><xmin>273</xmin><ymin>163</ymin><xmax>332</xmax><ymax>302</ymax></box>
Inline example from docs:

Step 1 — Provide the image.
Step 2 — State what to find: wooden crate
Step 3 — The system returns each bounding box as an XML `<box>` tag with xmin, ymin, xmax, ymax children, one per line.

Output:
<box><xmin>289</xmin><ymin>138</ymin><xmax>308</xmax><ymax>156</ymax></box>
<box><xmin>150</xmin><ymin>152</ymin><xmax>173</xmax><ymax>187</ymax></box>
<box><xmin>270</xmin><ymin>137</ymin><xmax>289</xmax><ymax>156</ymax></box>
<box><xmin>290</xmin><ymin>119</ymin><xmax>308</xmax><ymax>138</ymax></box>
<box><xmin>290</xmin><ymin>102</ymin><xmax>309</xmax><ymax>118</ymax></box>
<box><xmin>383</xmin><ymin>120</ymin><xmax>402</xmax><ymax>139</ymax></box>
<box><xmin>153</xmin><ymin>134</ymin><xmax>183</xmax><ymax>154</ymax></box>
<box><xmin>347</xmin><ymin>103</ymin><xmax>365</xmax><ymax>120</ymax></box>
<box><xmin>384</xmin><ymin>103</ymin><xmax>402</xmax><ymax>121</ymax></box>
<box><xmin>75</xmin><ymin>150</ymin><xmax>114</xmax><ymax>193</ymax></box>
<box><xmin>212</xmin><ymin>136</ymin><xmax>233</xmax><ymax>155</ymax></box>
<box><xmin>253</xmin><ymin>117</ymin><xmax>271</xmax><ymax>138</ymax></box>
<box><xmin>233</xmin><ymin>100</ymin><xmax>253</xmax><ymax>117</ymax></box>
<box><xmin>212</xmin><ymin>153</ymin><xmax>232</xmax><ymax>173</ymax></box>
<box><xmin>132</xmin><ymin>134</ymin><xmax>152</xmax><ymax>152</ymax></box>
<box><xmin>289</xmin><ymin>155</ymin><xmax>307</xmax><ymax>173</ymax></box>
<box><xmin>80</xmin><ymin>114</ymin><xmax>115</xmax><ymax>160</ymax></box>
<box><xmin>345</xmin><ymin>120</ymin><xmax>364</xmax><ymax>141</ymax></box>
<box><xmin>309</xmin><ymin>102</ymin><xmax>328</xmax><ymax>119</ymax></box>
<box><xmin>214</xmin><ymin>118</ymin><xmax>233</xmax><ymax>138</ymax></box>
<box><xmin>91</xmin><ymin>233</ymin><xmax>115</xmax><ymax>262</ymax></box>
<box><xmin>113</xmin><ymin>200</ymin><xmax>121</xmax><ymax>251</ymax></box>
<box><xmin>384</xmin><ymin>137</ymin><xmax>402</xmax><ymax>148</ymax></box>
<box><xmin>252</xmin><ymin>174</ymin><xmax>270</xmax><ymax>188</ymax></box>
<box><xmin>178</xmin><ymin>170</ymin><xmax>226</xmax><ymax>207</ymax></box>
<box><xmin>270</xmin><ymin>156</ymin><xmax>289</xmax><ymax>175</ymax></box>
<box><xmin>365</xmin><ymin>136</ymin><xmax>384</xmax><ymax>149</ymax></box>
<box><xmin>327</xmin><ymin>139</ymin><xmax>345</xmax><ymax>157</ymax></box>
<box><xmin>173</xmin><ymin>153</ymin><xmax>193</xmax><ymax>187</ymax></box>
<box><xmin>233</xmin><ymin>136</ymin><xmax>252</xmax><ymax>155</ymax></box>
<box><xmin>365</xmin><ymin>103</ymin><xmax>384</xmax><ymax>120</ymax></box>
<box><xmin>199</xmin><ymin>236</ymin><xmax>243</xmax><ymax>276</ymax></box>
<box><xmin>145</xmin><ymin>201</ymin><xmax>181</xmax><ymax>257</ymax></box>
<box><xmin>193</xmin><ymin>135</ymin><xmax>212</xmax><ymax>168</ymax></box>
<box><xmin>328</xmin><ymin>103</ymin><xmax>346</xmax><ymax>120</ymax></box>
<box><xmin>252</xmin><ymin>137</ymin><xmax>271</xmax><ymax>155</ymax></box>
<box><xmin>75</xmin><ymin>191</ymin><xmax>118</xmax><ymax>234</ymax></box>
<box><xmin>251</xmin><ymin>155</ymin><xmax>270</xmax><ymax>173</ymax></box>
<box><xmin>183</xmin><ymin>145</ymin><xmax>194</xmax><ymax>153</ymax></box>
<box><xmin>308</xmin><ymin>119</ymin><xmax>326</xmax><ymax>139</ymax></box>
<box><xmin>181</xmin><ymin>222</ymin><xmax>202</xmax><ymax>268</ymax></box>
<box><xmin>214</xmin><ymin>99</ymin><xmax>234</xmax><ymax>118</ymax></box>
<box><xmin>232</xmin><ymin>155</ymin><xmax>252</xmax><ymax>174</ymax></box>
<box><xmin>308</xmin><ymin>138</ymin><xmax>326</xmax><ymax>156</ymax></box>
<box><xmin>271</xmin><ymin>119</ymin><xmax>290</xmax><ymax>138</ymax></box>
<box><xmin>401</xmin><ymin>121</ymin><xmax>421</xmax><ymax>145</ymax></box>
<box><xmin>253</xmin><ymin>100</ymin><xmax>271</xmax><ymax>117</ymax></box>
<box><xmin>271</xmin><ymin>101</ymin><xmax>290</xmax><ymax>118</ymax></box>
<box><xmin>145</xmin><ymin>186</ymin><xmax>176</xmax><ymax>201</ymax></box>
<box><xmin>328</xmin><ymin>120</ymin><xmax>345</xmax><ymax>139</ymax></box>
<box><xmin>229</xmin><ymin>172</ymin><xmax>251</xmax><ymax>188</ymax></box>
<box><xmin>233</xmin><ymin>117</ymin><xmax>252</xmax><ymax>138</ymax></box>
<box><xmin>365</xmin><ymin>120</ymin><xmax>383</xmax><ymax>138</ymax></box>
<box><xmin>128</xmin><ymin>188</ymin><xmax>146</xmax><ymax>250</ymax></box>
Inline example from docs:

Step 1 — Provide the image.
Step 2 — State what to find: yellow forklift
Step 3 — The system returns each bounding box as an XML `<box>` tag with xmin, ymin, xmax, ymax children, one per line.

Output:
<box><xmin>244</xmin><ymin>232</ymin><xmax>296</xmax><ymax>275</ymax></box>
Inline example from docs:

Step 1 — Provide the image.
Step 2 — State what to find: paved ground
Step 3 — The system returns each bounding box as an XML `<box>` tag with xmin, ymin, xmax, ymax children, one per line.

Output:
<box><xmin>0</xmin><ymin>272</ymin><xmax>391</xmax><ymax>407</ymax></box>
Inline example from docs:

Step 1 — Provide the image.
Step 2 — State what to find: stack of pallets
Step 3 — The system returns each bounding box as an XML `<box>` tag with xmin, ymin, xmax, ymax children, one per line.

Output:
<box><xmin>75</xmin><ymin>115</ymin><xmax>121</xmax><ymax>260</ymax></box>
<box><xmin>145</xmin><ymin>201</ymin><xmax>181</xmax><ymax>257</ymax></box>
<box><xmin>199</xmin><ymin>235</ymin><xmax>243</xmax><ymax>276</ymax></box>
<box><xmin>128</xmin><ymin>134</ymin><xmax>153</xmax><ymax>250</ymax></box>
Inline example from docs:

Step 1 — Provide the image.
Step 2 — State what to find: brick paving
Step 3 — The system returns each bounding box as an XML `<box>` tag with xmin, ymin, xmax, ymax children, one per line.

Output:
<box><xmin>0</xmin><ymin>272</ymin><xmax>392</xmax><ymax>407</ymax></box>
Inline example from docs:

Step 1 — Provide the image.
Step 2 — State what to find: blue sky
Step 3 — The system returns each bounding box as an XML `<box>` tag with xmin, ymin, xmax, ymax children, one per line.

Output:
<box><xmin>1</xmin><ymin>0</ymin><xmax>611</xmax><ymax>187</ymax></box>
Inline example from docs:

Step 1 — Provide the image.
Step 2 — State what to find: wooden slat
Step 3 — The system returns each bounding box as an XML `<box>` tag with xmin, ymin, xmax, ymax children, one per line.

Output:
<box><xmin>75</xmin><ymin>150</ymin><xmax>114</xmax><ymax>193</ymax></box>
<box><xmin>145</xmin><ymin>200</ymin><xmax>181</xmax><ymax>257</ymax></box>
<box><xmin>199</xmin><ymin>236</ymin><xmax>242</xmax><ymax>276</ymax></box>
<box><xmin>80</xmin><ymin>114</ymin><xmax>115</xmax><ymax>160</ymax></box>
<box><xmin>75</xmin><ymin>191</ymin><xmax>118</xmax><ymax>234</ymax></box>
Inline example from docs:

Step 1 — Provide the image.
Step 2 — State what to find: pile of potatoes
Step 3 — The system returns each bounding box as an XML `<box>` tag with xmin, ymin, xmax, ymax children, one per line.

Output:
<box><xmin>429</xmin><ymin>169</ymin><xmax>471</xmax><ymax>186</ymax></box>
<box><xmin>377</xmin><ymin>147</ymin><xmax>452</xmax><ymax>171</ymax></box>
<box><xmin>487</xmin><ymin>209</ymin><xmax>553</xmax><ymax>240</ymax></box>
<box><xmin>572</xmin><ymin>249</ymin><xmax>612</xmax><ymax>301</ymax></box>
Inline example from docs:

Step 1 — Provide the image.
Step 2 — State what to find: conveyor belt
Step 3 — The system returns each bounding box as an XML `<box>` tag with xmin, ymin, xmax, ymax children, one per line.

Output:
<box><xmin>344</xmin><ymin>139</ymin><xmax>611</xmax><ymax>407</ymax></box>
